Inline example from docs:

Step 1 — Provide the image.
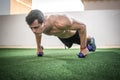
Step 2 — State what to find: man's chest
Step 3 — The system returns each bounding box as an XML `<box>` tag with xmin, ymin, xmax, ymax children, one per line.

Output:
<box><xmin>43</xmin><ymin>26</ymin><xmax>76</xmax><ymax>38</ymax></box>
<box><xmin>44</xmin><ymin>26</ymin><xmax>64</xmax><ymax>35</ymax></box>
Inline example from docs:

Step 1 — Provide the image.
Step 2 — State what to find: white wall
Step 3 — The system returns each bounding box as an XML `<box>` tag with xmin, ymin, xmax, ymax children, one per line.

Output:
<box><xmin>0</xmin><ymin>10</ymin><xmax>120</xmax><ymax>48</ymax></box>
<box><xmin>0</xmin><ymin>15</ymin><xmax>36</xmax><ymax>47</ymax></box>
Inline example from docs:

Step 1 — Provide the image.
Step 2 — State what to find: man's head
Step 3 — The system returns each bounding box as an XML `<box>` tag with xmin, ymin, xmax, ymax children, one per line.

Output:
<box><xmin>26</xmin><ymin>9</ymin><xmax>44</xmax><ymax>25</ymax></box>
<box><xmin>26</xmin><ymin>9</ymin><xmax>45</xmax><ymax>34</ymax></box>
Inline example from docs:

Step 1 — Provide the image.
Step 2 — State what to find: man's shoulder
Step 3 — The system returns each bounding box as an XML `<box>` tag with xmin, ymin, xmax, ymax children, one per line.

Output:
<box><xmin>46</xmin><ymin>14</ymin><xmax>74</xmax><ymax>25</ymax></box>
<box><xmin>47</xmin><ymin>14</ymin><xmax>68</xmax><ymax>19</ymax></box>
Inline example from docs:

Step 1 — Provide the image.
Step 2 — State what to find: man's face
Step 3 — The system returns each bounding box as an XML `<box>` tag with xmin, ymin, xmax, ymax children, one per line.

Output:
<box><xmin>30</xmin><ymin>19</ymin><xmax>44</xmax><ymax>35</ymax></box>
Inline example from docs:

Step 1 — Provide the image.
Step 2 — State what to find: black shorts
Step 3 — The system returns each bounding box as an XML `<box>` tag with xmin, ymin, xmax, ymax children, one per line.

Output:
<box><xmin>58</xmin><ymin>31</ymin><xmax>80</xmax><ymax>48</ymax></box>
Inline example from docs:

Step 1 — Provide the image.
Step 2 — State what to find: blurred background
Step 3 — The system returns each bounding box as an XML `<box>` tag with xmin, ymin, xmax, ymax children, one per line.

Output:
<box><xmin>0</xmin><ymin>0</ymin><xmax>120</xmax><ymax>48</ymax></box>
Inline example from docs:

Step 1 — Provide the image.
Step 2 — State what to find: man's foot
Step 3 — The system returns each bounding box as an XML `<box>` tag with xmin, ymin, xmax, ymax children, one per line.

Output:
<box><xmin>87</xmin><ymin>37</ymin><xmax>96</xmax><ymax>52</ymax></box>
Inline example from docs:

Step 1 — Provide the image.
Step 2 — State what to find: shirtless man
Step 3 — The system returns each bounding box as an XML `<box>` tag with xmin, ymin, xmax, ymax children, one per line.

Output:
<box><xmin>25</xmin><ymin>9</ymin><xmax>96</xmax><ymax>58</ymax></box>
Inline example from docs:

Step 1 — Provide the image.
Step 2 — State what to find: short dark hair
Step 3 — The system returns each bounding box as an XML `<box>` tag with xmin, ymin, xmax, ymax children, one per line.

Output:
<box><xmin>25</xmin><ymin>9</ymin><xmax>44</xmax><ymax>25</ymax></box>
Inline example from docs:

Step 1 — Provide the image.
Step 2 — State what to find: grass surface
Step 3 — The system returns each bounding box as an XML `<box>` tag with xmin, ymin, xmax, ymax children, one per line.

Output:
<box><xmin>0</xmin><ymin>48</ymin><xmax>120</xmax><ymax>80</ymax></box>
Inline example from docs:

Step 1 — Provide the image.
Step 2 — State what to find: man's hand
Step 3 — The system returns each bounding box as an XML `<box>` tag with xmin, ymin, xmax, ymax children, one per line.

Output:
<box><xmin>37</xmin><ymin>46</ymin><xmax>44</xmax><ymax>57</ymax></box>
<box><xmin>77</xmin><ymin>48</ymin><xmax>89</xmax><ymax>58</ymax></box>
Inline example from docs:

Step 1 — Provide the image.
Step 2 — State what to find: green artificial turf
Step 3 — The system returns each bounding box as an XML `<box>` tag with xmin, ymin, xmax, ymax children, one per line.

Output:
<box><xmin>0</xmin><ymin>48</ymin><xmax>120</xmax><ymax>80</ymax></box>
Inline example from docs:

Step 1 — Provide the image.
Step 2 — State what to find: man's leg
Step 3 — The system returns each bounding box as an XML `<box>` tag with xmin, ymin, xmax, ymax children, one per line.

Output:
<box><xmin>58</xmin><ymin>37</ymin><xmax>73</xmax><ymax>48</ymax></box>
<box><xmin>87</xmin><ymin>36</ymin><xmax>96</xmax><ymax>52</ymax></box>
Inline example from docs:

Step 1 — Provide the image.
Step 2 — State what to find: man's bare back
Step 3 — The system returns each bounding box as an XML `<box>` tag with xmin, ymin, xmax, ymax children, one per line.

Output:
<box><xmin>43</xmin><ymin>15</ymin><xmax>76</xmax><ymax>38</ymax></box>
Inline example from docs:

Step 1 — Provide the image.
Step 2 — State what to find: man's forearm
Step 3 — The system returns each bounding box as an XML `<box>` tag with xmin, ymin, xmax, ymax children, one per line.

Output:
<box><xmin>79</xmin><ymin>25</ymin><xmax>87</xmax><ymax>49</ymax></box>
<box><xmin>35</xmin><ymin>34</ymin><xmax>44</xmax><ymax>56</ymax></box>
<box><xmin>35</xmin><ymin>34</ymin><xmax>42</xmax><ymax>50</ymax></box>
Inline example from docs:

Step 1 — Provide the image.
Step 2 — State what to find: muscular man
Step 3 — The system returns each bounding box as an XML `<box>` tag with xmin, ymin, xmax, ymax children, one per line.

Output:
<box><xmin>25</xmin><ymin>9</ymin><xmax>96</xmax><ymax>58</ymax></box>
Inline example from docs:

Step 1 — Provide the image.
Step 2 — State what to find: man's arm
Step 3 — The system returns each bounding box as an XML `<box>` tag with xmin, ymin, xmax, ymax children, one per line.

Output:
<box><xmin>71</xmin><ymin>21</ymin><xmax>88</xmax><ymax>55</ymax></box>
<box><xmin>54</xmin><ymin>15</ymin><xmax>88</xmax><ymax>56</ymax></box>
<box><xmin>35</xmin><ymin>34</ymin><xmax>43</xmax><ymax>53</ymax></box>
<box><xmin>58</xmin><ymin>20</ymin><xmax>88</xmax><ymax>56</ymax></box>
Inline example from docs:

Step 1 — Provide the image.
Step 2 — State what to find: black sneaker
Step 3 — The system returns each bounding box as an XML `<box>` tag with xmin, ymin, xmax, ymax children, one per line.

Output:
<box><xmin>41</xmin><ymin>45</ymin><xmax>44</xmax><ymax>50</ymax></box>
<box><xmin>87</xmin><ymin>37</ymin><xmax>96</xmax><ymax>52</ymax></box>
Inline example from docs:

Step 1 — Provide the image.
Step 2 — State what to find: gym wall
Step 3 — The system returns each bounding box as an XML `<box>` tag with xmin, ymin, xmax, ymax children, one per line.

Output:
<box><xmin>83</xmin><ymin>0</ymin><xmax>120</xmax><ymax>10</ymax></box>
<box><xmin>0</xmin><ymin>10</ymin><xmax>120</xmax><ymax>48</ymax></box>
<box><xmin>10</xmin><ymin>0</ymin><xmax>32</xmax><ymax>14</ymax></box>
<box><xmin>0</xmin><ymin>0</ymin><xmax>10</xmax><ymax>15</ymax></box>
